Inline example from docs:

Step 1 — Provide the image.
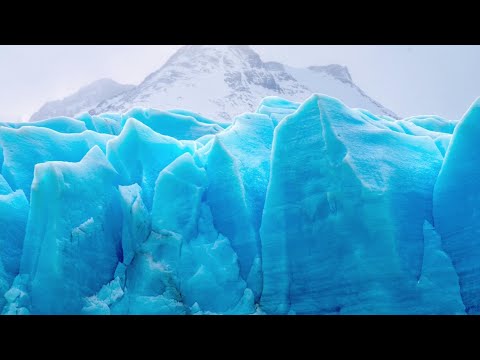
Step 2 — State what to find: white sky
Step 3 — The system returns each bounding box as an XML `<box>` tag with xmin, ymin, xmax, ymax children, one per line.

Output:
<box><xmin>0</xmin><ymin>45</ymin><xmax>479</xmax><ymax>121</ymax></box>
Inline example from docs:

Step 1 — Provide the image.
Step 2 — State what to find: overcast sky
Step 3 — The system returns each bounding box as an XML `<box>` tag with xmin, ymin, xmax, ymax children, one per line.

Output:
<box><xmin>1</xmin><ymin>45</ymin><xmax>479</xmax><ymax>122</ymax></box>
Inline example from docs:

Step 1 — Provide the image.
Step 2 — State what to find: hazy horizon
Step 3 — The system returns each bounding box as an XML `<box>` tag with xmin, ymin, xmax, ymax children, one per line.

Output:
<box><xmin>1</xmin><ymin>45</ymin><xmax>480</xmax><ymax>122</ymax></box>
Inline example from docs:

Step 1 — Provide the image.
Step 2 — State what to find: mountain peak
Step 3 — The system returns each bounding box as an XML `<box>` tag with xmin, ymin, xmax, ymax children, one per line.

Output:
<box><xmin>92</xmin><ymin>45</ymin><xmax>397</xmax><ymax>120</ymax></box>
<box><xmin>83</xmin><ymin>78</ymin><xmax>124</xmax><ymax>88</ymax></box>
<box><xmin>180</xmin><ymin>45</ymin><xmax>253</xmax><ymax>53</ymax></box>
<box><xmin>307</xmin><ymin>64</ymin><xmax>352</xmax><ymax>82</ymax></box>
<box><xmin>161</xmin><ymin>45</ymin><xmax>260</xmax><ymax>69</ymax></box>
<box><xmin>30</xmin><ymin>78</ymin><xmax>134</xmax><ymax>122</ymax></box>
<box><xmin>74</xmin><ymin>78</ymin><xmax>132</xmax><ymax>98</ymax></box>
<box><xmin>32</xmin><ymin>46</ymin><xmax>397</xmax><ymax>122</ymax></box>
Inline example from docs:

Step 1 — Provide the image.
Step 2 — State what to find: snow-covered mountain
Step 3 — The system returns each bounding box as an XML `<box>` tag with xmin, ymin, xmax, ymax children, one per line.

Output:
<box><xmin>92</xmin><ymin>45</ymin><xmax>398</xmax><ymax>120</ymax></box>
<box><xmin>30</xmin><ymin>78</ymin><xmax>134</xmax><ymax>122</ymax></box>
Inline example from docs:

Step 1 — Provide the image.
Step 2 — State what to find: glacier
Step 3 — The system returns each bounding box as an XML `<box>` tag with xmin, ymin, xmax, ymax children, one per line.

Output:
<box><xmin>0</xmin><ymin>93</ymin><xmax>477</xmax><ymax>314</ymax></box>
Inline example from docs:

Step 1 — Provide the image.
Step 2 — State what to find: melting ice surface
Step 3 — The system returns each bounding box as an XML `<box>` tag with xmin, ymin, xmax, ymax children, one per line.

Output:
<box><xmin>0</xmin><ymin>94</ymin><xmax>478</xmax><ymax>314</ymax></box>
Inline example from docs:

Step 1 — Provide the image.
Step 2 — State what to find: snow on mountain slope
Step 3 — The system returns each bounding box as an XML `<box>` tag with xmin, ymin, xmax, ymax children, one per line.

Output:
<box><xmin>93</xmin><ymin>45</ymin><xmax>398</xmax><ymax>121</ymax></box>
<box><xmin>285</xmin><ymin>65</ymin><xmax>397</xmax><ymax>118</ymax></box>
<box><xmin>30</xmin><ymin>78</ymin><xmax>135</xmax><ymax>122</ymax></box>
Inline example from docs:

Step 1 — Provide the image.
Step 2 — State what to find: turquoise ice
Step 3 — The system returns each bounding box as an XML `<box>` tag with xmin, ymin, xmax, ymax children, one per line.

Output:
<box><xmin>0</xmin><ymin>95</ymin><xmax>476</xmax><ymax>314</ymax></box>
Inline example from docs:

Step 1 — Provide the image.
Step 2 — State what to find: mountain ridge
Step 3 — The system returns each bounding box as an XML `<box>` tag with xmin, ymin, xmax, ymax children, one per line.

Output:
<box><xmin>92</xmin><ymin>45</ymin><xmax>398</xmax><ymax>120</ymax></box>
<box><xmin>29</xmin><ymin>78</ymin><xmax>135</xmax><ymax>122</ymax></box>
<box><xmin>30</xmin><ymin>45</ymin><xmax>398</xmax><ymax>122</ymax></box>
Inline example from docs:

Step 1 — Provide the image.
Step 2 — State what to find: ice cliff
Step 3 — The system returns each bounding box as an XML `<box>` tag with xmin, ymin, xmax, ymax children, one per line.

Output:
<box><xmin>0</xmin><ymin>94</ymin><xmax>476</xmax><ymax>314</ymax></box>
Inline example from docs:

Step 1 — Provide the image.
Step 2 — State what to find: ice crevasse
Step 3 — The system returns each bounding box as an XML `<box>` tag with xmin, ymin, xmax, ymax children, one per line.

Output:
<box><xmin>0</xmin><ymin>94</ymin><xmax>477</xmax><ymax>314</ymax></box>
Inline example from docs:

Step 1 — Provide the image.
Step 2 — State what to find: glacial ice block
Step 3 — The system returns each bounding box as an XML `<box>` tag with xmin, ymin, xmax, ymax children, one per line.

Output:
<box><xmin>0</xmin><ymin>190</ymin><xmax>29</xmax><ymax>275</ymax></box>
<box><xmin>416</xmin><ymin>221</ymin><xmax>464</xmax><ymax>314</ymax></box>
<box><xmin>256</xmin><ymin>96</ymin><xmax>301</xmax><ymax>125</ymax></box>
<box><xmin>260</xmin><ymin>94</ymin><xmax>451</xmax><ymax>314</ymax></box>
<box><xmin>405</xmin><ymin>115</ymin><xmax>457</xmax><ymax>134</ymax></box>
<box><xmin>216</xmin><ymin>113</ymin><xmax>274</xmax><ymax>230</ymax></box>
<box><xmin>106</xmin><ymin>118</ymin><xmax>193</xmax><ymax>210</ymax></box>
<box><xmin>119</xmin><ymin>184</ymin><xmax>150</xmax><ymax>266</ymax></box>
<box><xmin>433</xmin><ymin>98</ymin><xmax>480</xmax><ymax>314</ymax></box>
<box><xmin>151</xmin><ymin>151</ymin><xmax>249</xmax><ymax>313</ymax></box>
<box><xmin>75</xmin><ymin>113</ymin><xmax>122</xmax><ymax>135</ymax></box>
<box><xmin>204</xmin><ymin>137</ymin><xmax>256</xmax><ymax>282</ymax></box>
<box><xmin>434</xmin><ymin>135</ymin><xmax>451</xmax><ymax>157</ymax></box>
<box><xmin>1</xmin><ymin>274</ymin><xmax>31</xmax><ymax>314</ymax></box>
<box><xmin>20</xmin><ymin>146</ymin><xmax>123</xmax><ymax>314</ymax></box>
<box><xmin>0</xmin><ymin>116</ymin><xmax>88</xmax><ymax>134</ymax></box>
<box><xmin>0</xmin><ymin>188</ymin><xmax>29</xmax><ymax>308</ymax></box>
<box><xmin>0</xmin><ymin>126</ymin><xmax>113</xmax><ymax>198</ymax></box>
<box><xmin>120</xmin><ymin>108</ymin><xmax>223</xmax><ymax>140</ymax></box>
<box><xmin>152</xmin><ymin>153</ymin><xmax>207</xmax><ymax>239</ymax></box>
<box><xmin>168</xmin><ymin>109</ymin><xmax>230</xmax><ymax>128</ymax></box>
<box><xmin>209</xmin><ymin>112</ymin><xmax>274</xmax><ymax>297</ymax></box>
<box><xmin>175</xmin><ymin>200</ymin><xmax>248</xmax><ymax>313</ymax></box>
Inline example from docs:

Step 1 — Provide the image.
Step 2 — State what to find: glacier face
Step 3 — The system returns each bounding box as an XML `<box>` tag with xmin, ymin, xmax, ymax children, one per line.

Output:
<box><xmin>0</xmin><ymin>93</ymin><xmax>476</xmax><ymax>314</ymax></box>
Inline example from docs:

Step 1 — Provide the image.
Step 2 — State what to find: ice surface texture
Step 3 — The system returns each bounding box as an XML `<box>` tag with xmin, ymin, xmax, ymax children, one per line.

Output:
<box><xmin>0</xmin><ymin>96</ymin><xmax>475</xmax><ymax>314</ymax></box>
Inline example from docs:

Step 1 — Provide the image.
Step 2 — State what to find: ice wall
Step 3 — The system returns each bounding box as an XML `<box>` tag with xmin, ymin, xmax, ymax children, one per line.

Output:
<box><xmin>0</xmin><ymin>96</ymin><xmax>474</xmax><ymax>314</ymax></box>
